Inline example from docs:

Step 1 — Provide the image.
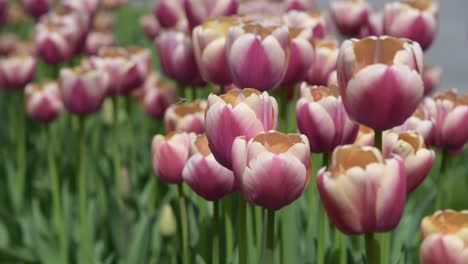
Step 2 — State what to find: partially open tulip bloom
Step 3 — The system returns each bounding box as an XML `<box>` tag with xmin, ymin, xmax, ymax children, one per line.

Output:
<box><xmin>353</xmin><ymin>125</ymin><xmax>374</xmax><ymax>146</ymax></box>
<box><xmin>164</xmin><ymin>100</ymin><xmax>207</xmax><ymax>134</ymax></box>
<box><xmin>85</xmin><ymin>31</ymin><xmax>116</xmax><ymax>55</ymax></box>
<box><xmin>154</xmin><ymin>0</ymin><xmax>185</xmax><ymax>28</ymax></box>
<box><xmin>226</xmin><ymin>23</ymin><xmax>290</xmax><ymax>91</ymax></box>
<box><xmin>306</xmin><ymin>39</ymin><xmax>338</xmax><ymax>86</ymax></box>
<box><xmin>358</xmin><ymin>11</ymin><xmax>384</xmax><ymax>38</ymax></box>
<box><xmin>232</xmin><ymin>131</ymin><xmax>311</xmax><ymax>210</ymax></box>
<box><xmin>420</xmin><ymin>210</ymin><xmax>468</xmax><ymax>264</ymax></box>
<box><xmin>423</xmin><ymin>90</ymin><xmax>468</xmax><ymax>152</ymax></box>
<box><xmin>60</xmin><ymin>66</ymin><xmax>109</xmax><ymax>116</ymax></box>
<box><xmin>184</xmin><ymin>0</ymin><xmax>238</xmax><ymax>30</ymax></box>
<box><xmin>330</xmin><ymin>0</ymin><xmax>371</xmax><ymax>36</ymax></box>
<box><xmin>35</xmin><ymin>20</ymin><xmax>78</xmax><ymax>65</ymax></box>
<box><xmin>0</xmin><ymin>53</ymin><xmax>36</xmax><ymax>90</ymax></box>
<box><xmin>183</xmin><ymin>135</ymin><xmax>236</xmax><ymax>200</ymax></box>
<box><xmin>384</xmin><ymin>0</ymin><xmax>438</xmax><ymax>51</ymax></box>
<box><xmin>22</xmin><ymin>0</ymin><xmax>51</xmax><ymax>19</ymax></box>
<box><xmin>152</xmin><ymin>132</ymin><xmax>196</xmax><ymax>184</ymax></box>
<box><xmin>205</xmin><ymin>88</ymin><xmax>278</xmax><ymax>169</ymax></box>
<box><xmin>393</xmin><ymin>105</ymin><xmax>435</xmax><ymax>145</ymax></box>
<box><xmin>317</xmin><ymin>145</ymin><xmax>406</xmax><ymax>235</ymax></box>
<box><xmin>384</xmin><ymin>131</ymin><xmax>435</xmax><ymax>193</ymax></box>
<box><xmin>25</xmin><ymin>81</ymin><xmax>62</xmax><ymax>123</ymax></box>
<box><xmin>422</xmin><ymin>66</ymin><xmax>441</xmax><ymax>95</ymax></box>
<box><xmin>337</xmin><ymin>36</ymin><xmax>424</xmax><ymax>131</ymax></box>
<box><xmin>296</xmin><ymin>84</ymin><xmax>359</xmax><ymax>153</ymax></box>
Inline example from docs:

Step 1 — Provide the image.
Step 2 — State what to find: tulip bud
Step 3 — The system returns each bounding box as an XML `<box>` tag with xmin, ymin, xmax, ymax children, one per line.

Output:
<box><xmin>153</xmin><ymin>0</ymin><xmax>185</xmax><ymax>28</ymax></box>
<box><xmin>140</xmin><ymin>14</ymin><xmax>160</xmax><ymax>40</ymax></box>
<box><xmin>159</xmin><ymin>204</ymin><xmax>177</xmax><ymax>237</ymax></box>
<box><xmin>22</xmin><ymin>0</ymin><xmax>51</xmax><ymax>20</ymax></box>
<box><xmin>164</xmin><ymin>100</ymin><xmax>207</xmax><ymax>134</ymax></box>
<box><xmin>0</xmin><ymin>53</ymin><xmax>36</xmax><ymax>90</ymax></box>
<box><xmin>306</xmin><ymin>39</ymin><xmax>338</xmax><ymax>86</ymax></box>
<box><xmin>337</xmin><ymin>36</ymin><xmax>424</xmax><ymax>131</ymax></box>
<box><xmin>393</xmin><ymin>105</ymin><xmax>435</xmax><ymax>145</ymax></box>
<box><xmin>420</xmin><ymin>210</ymin><xmax>468</xmax><ymax>263</ymax></box>
<box><xmin>330</xmin><ymin>0</ymin><xmax>371</xmax><ymax>36</ymax></box>
<box><xmin>296</xmin><ymin>84</ymin><xmax>359</xmax><ymax>153</ymax></box>
<box><xmin>184</xmin><ymin>0</ymin><xmax>238</xmax><ymax>30</ymax></box>
<box><xmin>422</xmin><ymin>66</ymin><xmax>441</xmax><ymax>95</ymax></box>
<box><xmin>35</xmin><ymin>20</ymin><xmax>78</xmax><ymax>65</ymax></box>
<box><xmin>423</xmin><ymin>90</ymin><xmax>468</xmax><ymax>152</ymax></box>
<box><xmin>183</xmin><ymin>135</ymin><xmax>236</xmax><ymax>200</ymax></box>
<box><xmin>383</xmin><ymin>131</ymin><xmax>435</xmax><ymax>193</ymax></box>
<box><xmin>152</xmin><ymin>132</ymin><xmax>196</xmax><ymax>184</ymax></box>
<box><xmin>384</xmin><ymin>0</ymin><xmax>438</xmax><ymax>51</ymax></box>
<box><xmin>85</xmin><ymin>31</ymin><xmax>116</xmax><ymax>55</ymax></box>
<box><xmin>25</xmin><ymin>81</ymin><xmax>62</xmax><ymax>123</ymax></box>
<box><xmin>353</xmin><ymin>125</ymin><xmax>374</xmax><ymax>146</ymax></box>
<box><xmin>59</xmin><ymin>66</ymin><xmax>109</xmax><ymax>116</ymax></box>
<box><xmin>232</xmin><ymin>131</ymin><xmax>311</xmax><ymax>210</ymax></box>
<box><xmin>317</xmin><ymin>145</ymin><xmax>406</xmax><ymax>235</ymax></box>
<box><xmin>206</xmin><ymin>88</ymin><xmax>278</xmax><ymax>169</ymax></box>
<box><xmin>358</xmin><ymin>11</ymin><xmax>384</xmax><ymax>38</ymax></box>
<box><xmin>226</xmin><ymin>23</ymin><xmax>290</xmax><ymax>91</ymax></box>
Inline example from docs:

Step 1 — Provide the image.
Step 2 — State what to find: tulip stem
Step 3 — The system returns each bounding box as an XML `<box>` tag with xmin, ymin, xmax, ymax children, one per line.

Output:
<box><xmin>239</xmin><ymin>197</ymin><xmax>247</xmax><ymax>264</ymax></box>
<box><xmin>266</xmin><ymin>210</ymin><xmax>275</xmax><ymax>264</ymax></box>
<box><xmin>339</xmin><ymin>231</ymin><xmax>347</xmax><ymax>264</ymax></box>
<box><xmin>213</xmin><ymin>200</ymin><xmax>219</xmax><ymax>264</ymax></box>
<box><xmin>318</xmin><ymin>152</ymin><xmax>329</xmax><ymax>264</ymax></box>
<box><xmin>178</xmin><ymin>183</ymin><xmax>190</xmax><ymax>264</ymax></box>
<box><xmin>365</xmin><ymin>233</ymin><xmax>381</xmax><ymax>264</ymax></box>
<box><xmin>435</xmin><ymin>149</ymin><xmax>449</xmax><ymax>210</ymax></box>
<box><xmin>112</xmin><ymin>97</ymin><xmax>121</xmax><ymax>201</ymax></box>
<box><xmin>375</xmin><ymin>130</ymin><xmax>383</xmax><ymax>151</ymax></box>
<box><xmin>224</xmin><ymin>196</ymin><xmax>234</xmax><ymax>263</ymax></box>
<box><xmin>13</xmin><ymin>91</ymin><xmax>26</xmax><ymax>213</ymax></box>
<box><xmin>78</xmin><ymin>117</ymin><xmax>91</xmax><ymax>263</ymax></box>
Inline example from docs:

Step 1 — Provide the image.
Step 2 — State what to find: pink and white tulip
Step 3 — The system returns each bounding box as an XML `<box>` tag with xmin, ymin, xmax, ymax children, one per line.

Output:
<box><xmin>63</xmin><ymin>0</ymin><xmax>99</xmax><ymax>15</ymax></box>
<box><xmin>337</xmin><ymin>36</ymin><xmax>424</xmax><ymax>131</ymax></box>
<box><xmin>59</xmin><ymin>66</ymin><xmax>109</xmax><ymax>116</ymax></box>
<box><xmin>226</xmin><ymin>23</ymin><xmax>290</xmax><ymax>91</ymax></box>
<box><xmin>282</xmin><ymin>10</ymin><xmax>329</xmax><ymax>40</ymax></box>
<box><xmin>206</xmin><ymin>88</ymin><xmax>278</xmax><ymax>169</ymax></box>
<box><xmin>152</xmin><ymin>132</ymin><xmax>196</xmax><ymax>184</ymax></box>
<box><xmin>384</xmin><ymin>0</ymin><xmax>438</xmax><ymax>51</ymax></box>
<box><xmin>317</xmin><ymin>145</ymin><xmax>406</xmax><ymax>235</ymax></box>
<box><xmin>184</xmin><ymin>0</ymin><xmax>238</xmax><ymax>30</ymax></box>
<box><xmin>393</xmin><ymin>105</ymin><xmax>435</xmax><ymax>145</ymax></box>
<box><xmin>22</xmin><ymin>0</ymin><xmax>51</xmax><ymax>19</ymax></box>
<box><xmin>25</xmin><ymin>81</ymin><xmax>62</xmax><ymax>123</ymax></box>
<box><xmin>0</xmin><ymin>53</ymin><xmax>36</xmax><ymax>90</ymax></box>
<box><xmin>306</xmin><ymin>39</ymin><xmax>339</xmax><ymax>86</ymax></box>
<box><xmin>153</xmin><ymin>0</ymin><xmax>185</xmax><ymax>28</ymax></box>
<box><xmin>85</xmin><ymin>31</ymin><xmax>116</xmax><ymax>55</ymax></box>
<box><xmin>183</xmin><ymin>134</ymin><xmax>236</xmax><ymax>200</ymax></box>
<box><xmin>93</xmin><ymin>12</ymin><xmax>116</xmax><ymax>32</ymax></box>
<box><xmin>296</xmin><ymin>84</ymin><xmax>359</xmax><ymax>153</ymax></box>
<box><xmin>284</xmin><ymin>0</ymin><xmax>316</xmax><ymax>12</ymax></box>
<box><xmin>353</xmin><ymin>125</ymin><xmax>374</xmax><ymax>146</ymax></box>
<box><xmin>420</xmin><ymin>210</ymin><xmax>468</xmax><ymax>264</ymax></box>
<box><xmin>238</xmin><ymin>0</ymin><xmax>284</xmax><ymax>15</ymax></box>
<box><xmin>384</xmin><ymin>131</ymin><xmax>435</xmax><ymax>193</ymax></box>
<box><xmin>140</xmin><ymin>14</ymin><xmax>161</xmax><ymax>40</ymax></box>
<box><xmin>164</xmin><ymin>100</ymin><xmax>207</xmax><ymax>134</ymax></box>
<box><xmin>330</xmin><ymin>0</ymin><xmax>371</xmax><ymax>36</ymax></box>
<box><xmin>423</xmin><ymin>66</ymin><xmax>442</xmax><ymax>95</ymax></box>
<box><xmin>232</xmin><ymin>131</ymin><xmax>311</xmax><ymax>210</ymax></box>
<box><xmin>358</xmin><ymin>11</ymin><xmax>384</xmax><ymax>38</ymax></box>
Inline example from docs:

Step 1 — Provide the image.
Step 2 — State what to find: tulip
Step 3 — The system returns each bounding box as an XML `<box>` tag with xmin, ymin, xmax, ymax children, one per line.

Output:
<box><xmin>133</xmin><ymin>73</ymin><xmax>177</xmax><ymax>119</ymax></box>
<box><xmin>85</xmin><ymin>31</ymin><xmax>116</xmax><ymax>55</ymax></box>
<box><xmin>231</xmin><ymin>131</ymin><xmax>311</xmax><ymax>210</ymax></box>
<box><xmin>153</xmin><ymin>0</ymin><xmax>185</xmax><ymax>28</ymax></box>
<box><xmin>327</xmin><ymin>70</ymin><xmax>338</xmax><ymax>87</ymax></box>
<box><xmin>59</xmin><ymin>66</ymin><xmax>109</xmax><ymax>116</ymax></box>
<box><xmin>0</xmin><ymin>53</ymin><xmax>36</xmax><ymax>91</ymax></box>
<box><xmin>422</xmin><ymin>66</ymin><xmax>441</xmax><ymax>95</ymax></box>
<box><xmin>155</xmin><ymin>31</ymin><xmax>202</xmax><ymax>85</ymax></box>
<box><xmin>183</xmin><ymin>134</ymin><xmax>236</xmax><ymax>200</ymax></box>
<box><xmin>184</xmin><ymin>0</ymin><xmax>238</xmax><ymax>30</ymax></box>
<box><xmin>140</xmin><ymin>14</ymin><xmax>160</xmax><ymax>40</ymax></box>
<box><xmin>281</xmin><ymin>30</ymin><xmax>315</xmax><ymax>86</ymax></box>
<box><xmin>393</xmin><ymin>105</ymin><xmax>435</xmax><ymax>145</ymax></box>
<box><xmin>226</xmin><ymin>23</ymin><xmax>290</xmax><ymax>91</ymax></box>
<box><xmin>34</xmin><ymin>20</ymin><xmax>78</xmax><ymax>65</ymax></box>
<box><xmin>102</xmin><ymin>0</ymin><xmax>127</xmax><ymax>9</ymax></box>
<box><xmin>420</xmin><ymin>210</ymin><xmax>468</xmax><ymax>264</ymax></box>
<box><xmin>164</xmin><ymin>100</ymin><xmax>207</xmax><ymax>134</ymax></box>
<box><xmin>282</xmin><ymin>10</ymin><xmax>329</xmax><ymax>40</ymax></box>
<box><xmin>22</xmin><ymin>0</ymin><xmax>51</xmax><ymax>19</ymax></box>
<box><xmin>192</xmin><ymin>17</ymin><xmax>235</xmax><ymax>85</ymax></box>
<box><xmin>205</xmin><ymin>88</ymin><xmax>278</xmax><ymax>169</ymax></box>
<box><xmin>151</xmin><ymin>132</ymin><xmax>196</xmax><ymax>183</ymax></box>
<box><xmin>25</xmin><ymin>81</ymin><xmax>63</xmax><ymax>123</ymax></box>
<box><xmin>384</xmin><ymin>0</ymin><xmax>438</xmax><ymax>51</ymax></box>
<box><xmin>0</xmin><ymin>34</ymin><xmax>19</xmax><ymax>56</ymax></box>
<box><xmin>358</xmin><ymin>11</ymin><xmax>384</xmax><ymax>38</ymax></box>
<box><xmin>63</xmin><ymin>0</ymin><xmax>99</xmax><ymax>15</ymax></box>
<box><xmin>384</xmin><ymin>131</ymin><xmax>435</xmax><ymax>193</ymax></box>
<box><xmin>337</xmin><ymin>36</ymin><xmax>424</xmax><ymax>131</ymax></box>
<box><xmin>330</xmin><ymin>0</ymin><xmax>371</xmax><ymax>36</ymax></box>
<box><xmin>306</xmin><ymin>39</ymin><xmax>339</xmax><ymax>86</ymax></box>
<box><xmin>423</xmin><ymin>90</ymin><xmax>468</xmax><ymax>152</ymax></box>
<box><xmin>354</xmin><ymin>125</ymin><xmax>374</xmax><ymax>146</ymax></box>
<box><xmin>285</xmin><ymin>0</ymin><xmax>316</xmax><ymax>11</ymax></box>
<box><xmin>238</xmin><ymin>0</ymin><xmax>284</xmax><ymax>15</ymax></box>
<box><xmin>93</xmin><ymin>12</ymin><xmax>116</xmax><ymax>32</ymax></box>
<box><xmin>296</xmin><ymin>84</ymin><xmax>359</xmax><ymax>153</ymax></box>
<box><xmin>317</xmin><ymin>145</ymin><xmax>406</xmax><ymax>235</ymax></box>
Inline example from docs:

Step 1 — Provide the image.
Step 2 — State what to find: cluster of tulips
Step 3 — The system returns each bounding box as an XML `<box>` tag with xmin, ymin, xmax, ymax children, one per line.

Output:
<box><xmin>0</xmin><ymin>0</ymin><xmax>467</xmax><ymax>263</ymax></box>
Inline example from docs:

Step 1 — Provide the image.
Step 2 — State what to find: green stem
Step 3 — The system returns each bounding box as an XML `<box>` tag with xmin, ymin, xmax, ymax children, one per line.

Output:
<box><xmin>78</xmin><ymin>117</ymin><xmax>91</xmax><ymax>262</ymax></box>
<box><xmin>339</xmin><ymin>232</ymin><xmax>347</xmax><ymax>264</ymax></box>
<box><xmin>224</xmin><ymin>197</ymin><xmax>233</xmax><ymax>263</ymax></box>
<box><xmin>379</xmin><ymin>233</ymin><xmax>390</xmax><ymax>264</ymax></box>
<box><xmin>365</xmin><ymin>233</ymin><xmax>381</xmax><ymax>264</ymax></box>
<box><xmin>14</xmin><ymin>91</ymin><xmax>26</xmax><ymax>213</ymax></box>
<box><xmin>213</xmin><ymin>200</ymin><xmax>219</xmax><ymax>264</ymax></box>
<box><xmin>374</xmin><ymin>130</ymin><xmax>383</xmax><ymax>151</ymax></box>
<box><xmin>265</xmin><ymin>210</ymin><xmax>275</xmax><ymax>264</ymax></box>
<box><xmin>239</xmin><ymin>197</ymin><xmax>247</xmax><ymax>264</ymax></box>
<box><xmin>178</xmin><ymin>184</ymin><xmax>190</xmax><ymax>264</ymax></box>
<box><xmin>112</xmin><ymin>97</ymin><xmax>121</xmax><ymax>199</ymax></box>
<box><xmin>318</xmin><ymin>152</ymin><xmax>329</xmax><ymax>264</ymax></box>
<box><xmin>48</xmin><ymin>125</ymin><xmax>68</xmax><ymax>263</ymax></box>
<box><xmin>435</xmin><ymin>149</ymin><xmax>449</xmax><ymax>210</ymax></box>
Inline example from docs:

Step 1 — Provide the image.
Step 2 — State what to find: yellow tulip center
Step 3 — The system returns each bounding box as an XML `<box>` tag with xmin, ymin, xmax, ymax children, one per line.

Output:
<box><xmin>431</xmin><ymin>211</ymin><xmax>468</xmax><ymax>235</ymax></box>
<box><xmin>353</xmin><ymin>37</ymin><xmax>406</xmax><ymax>71</ymax></box>
<box><xmin>253</xmin><ymin>131</ymin><xmax>302</xmax><ymax>154</ymax></box>
<box><xmin>194</xmin><ymin>135</ymin><xmax>211</xmax><ymax>156</ymax></box>
<box><xmin>220</xmin><ymin>88</ymin><xmax>262</xmax><ymax>107</ymax></box>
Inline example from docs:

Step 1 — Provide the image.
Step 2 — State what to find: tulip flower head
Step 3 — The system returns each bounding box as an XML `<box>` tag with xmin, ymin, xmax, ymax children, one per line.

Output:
<box><xmin>284</xmin><ymin>0</ymin><xmax>316</xmax><ymax>12</ymax></box>
<box><xmin>384</xmin><ymin>131</ymin><xmax>435</xmax><ymax>193</ymax></box>
<box><xmin>22</xmin><ymin>0</ymin><xmax>52</xmax><ymax>19</ymax></box>
<box><xmin>238</xmin><ymin>0</ymin><xmax>284</xmax><ymax>15</ymax></box>
<box><xmin>306</xmin><ymin>39</ymin><xmax>339</xmax><ymax>86</ymax></box>
<box><xmin>183</xmin><ymin>134</ymin><xmax>236</xmax><ymax>201</ymax></box>
<box><xmin>330</xmin><ymin>0</ymin><xmax>371</xmax><ymax>36</ymax></box>
<box><xmin>317</xmin><ymin>145</ymin><xmax>406</xmax><ymax>235</ymax></box>
<box><xmin>358</xmin><ymin>11</ymin><xmax>384</xmax><ymax>38</ymax></box>
<box><xmin>85</xmin><ymin>31</ymin><xmax>116</xmax><ymax>55</ymax></box>
<box><xmin>205</xmin><ymin>88</ymin><xmax>278</xmax><ymax>169</ymax></box>
<box><xmin>420</xmin><ymin>210</ymin><xmax>468</xmax><ymax>264</ymax></box>
<box><xmin>422</xmin><ymin>66</ymin><xmax>441</xmax><ymax>95</ymax></box>
<box><xmin>93</xmin><ymin>12</ymin><xmax>116</xmax><ymax>32</ymax></box>
<box><xmin>0</xmin><ymin>53</ymin><xmax>36</xmax><ymax>90</ymax></box>
<box><xmin>296</xmin><ymin>84</ymin><xmax>359</xmax><ymax>153</ymax></box>
<box><xmin>282</xmin><ymin>10</ymin><xmax>329</xmax><ymax>40</ymax></box>
<box><xmin>337</xmin><ymin>36</ymin><xmax>424</xmax><ymax>131</ymax></box>
<box><xmin>393</xmin><ymin>104</ymin><xmax>435</xmax><ymax>145</ymax></box>
<box><xmin>384</xmin><ymin>0</ymin><xmax>438</xmax><ymax>51</ymax></box>
<box><xmin>63</xmin><ymin>0</ymin><xmax>100</xmax><ymax>15</ymax></box>
<box><xmin>353</xmin><ymin>125</ymin><xmax>374</xmax><ymax>146</ymax></box>
<box><xmin>164</xmin><ymin>100</ymin><xmax>207</xmax><ymax>134</ymax></box>
<box><xmin>184</xmin><ymin>0</ymin><xmax>238</xmax><ymax>30</ymax></box>
<box><xmin>25</xmin><ymin>81</ymin><xmax>63</xmax><ymax>123</ymax></box>
<box><xmin>152</xmin><ymin>132</ymin><xmax>196</xmax><ymax>184</ymax></box>
<box><xmin>140</xmin><ymin>14</ymin><xmax>161</xmax><ymax>40</ymax></box>
<box><xmin>153</xmin><ymin>0</ymin><xmax>185</xmax><ymax>28</ymax></box>
<box><xmin>232</xmin><ymin>131</ymin><xmax>311</xmax><ymax>210</ymax></box>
